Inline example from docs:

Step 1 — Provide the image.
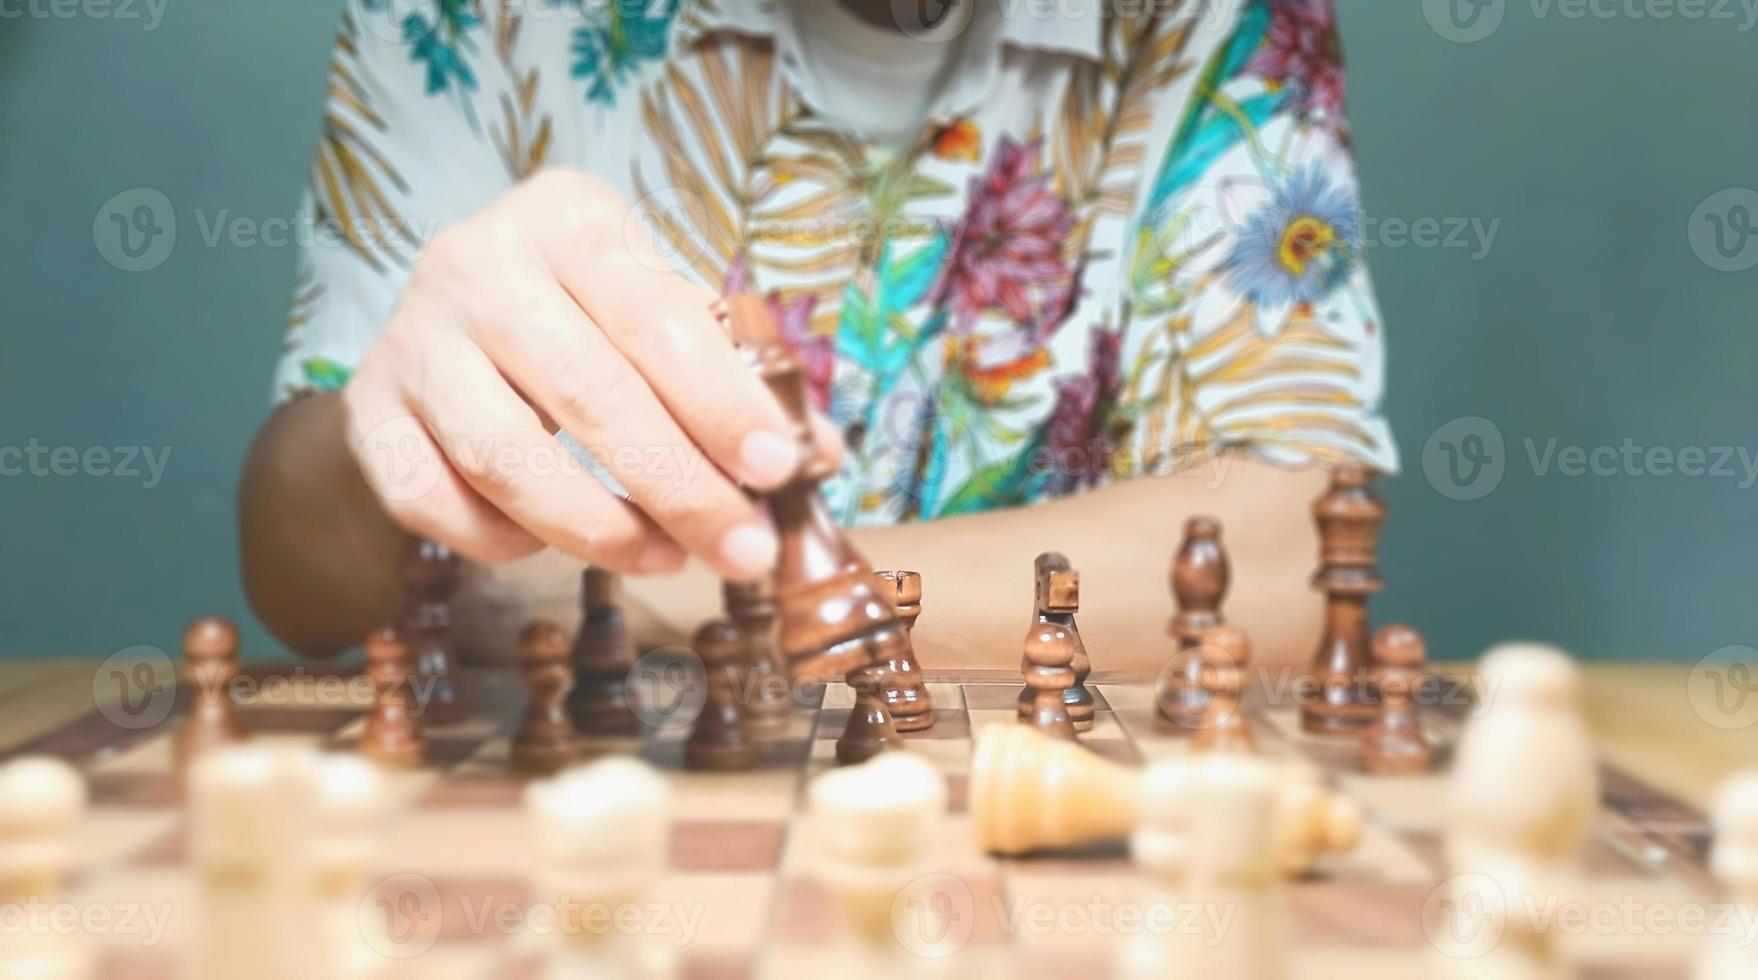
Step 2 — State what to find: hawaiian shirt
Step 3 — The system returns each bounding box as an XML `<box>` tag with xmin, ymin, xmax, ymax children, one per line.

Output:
<box><xmin>278</xmin><ymin>0</ymin><xmax>1398</xmax><ymax>526</ymax></box>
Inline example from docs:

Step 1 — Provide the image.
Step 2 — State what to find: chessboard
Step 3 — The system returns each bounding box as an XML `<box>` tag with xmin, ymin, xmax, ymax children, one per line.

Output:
<box><xmin>0</xmin><ymin>661</ymin><xmax>1718</xmax><ymax>980</ymax></box>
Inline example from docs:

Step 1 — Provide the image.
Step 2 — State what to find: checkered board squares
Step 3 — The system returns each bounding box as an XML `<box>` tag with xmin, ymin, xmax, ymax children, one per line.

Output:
<box><xmin>2</xmin><ymin>666</ymin><xmax>1714</xmax><ymax>979</ymax></box>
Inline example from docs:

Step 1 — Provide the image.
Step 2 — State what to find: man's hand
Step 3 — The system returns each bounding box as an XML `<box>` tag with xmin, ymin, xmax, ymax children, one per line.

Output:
<box><xmin>342</xmin><ymin>168</ymin><xmax>835</xmax><ymax>581</ymax></box>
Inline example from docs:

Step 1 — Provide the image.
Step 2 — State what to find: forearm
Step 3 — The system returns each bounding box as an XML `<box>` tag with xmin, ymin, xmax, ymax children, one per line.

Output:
<box><xmin>456</xmin><ymin>458</ymin><xmax>1328</xmax><ymax>675</ymax></box>
<box><xmin>238</xmin><ymin>392</ymin><xmax>408</xmax><ymax>657</ymax></box>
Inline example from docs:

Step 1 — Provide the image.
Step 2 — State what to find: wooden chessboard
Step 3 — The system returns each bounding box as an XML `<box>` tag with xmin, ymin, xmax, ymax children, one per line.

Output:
<box><xmin>1</xmin><ymin>664</ymin><xmax>1718</xmax><ymax>979</ymax></box>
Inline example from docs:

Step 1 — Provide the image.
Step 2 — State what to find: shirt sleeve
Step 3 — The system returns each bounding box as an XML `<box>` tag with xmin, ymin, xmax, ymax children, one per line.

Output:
<box><xmin>274</xmin><ymin>0</ymin><xmax>521</xmax><ymax>404</ymax></box>
<box><xmin>1127</xmin><ymin>0</ymin><xmax>1397</xmax><ymax>475</ymax></box>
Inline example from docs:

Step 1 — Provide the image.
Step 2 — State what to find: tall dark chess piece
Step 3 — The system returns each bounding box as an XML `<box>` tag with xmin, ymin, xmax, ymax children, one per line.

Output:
<box><xmin>723</xmin><ymin>579</ymin><xmax>793</xmax><ymax>738</ymax></box>
<box><xmin>1156</xmin><ymin>516</ymin><xmax>1230</xmax><ymax>732</ymax></box>
<box><xmin>566</xmin><ymin>568</ymin><xmax>641</xmax><ymax>737</ymax></box>
<box><xmin>1301</xmin><ymin>466</ymin><xmax>1386</xmax><ymax>735</ymax></box>
<box><xmin>872</xmin><ymin>570</ymin><xmax>933</xmax><ymax>732</ymax></box>
<box><xmin>1032</xmin><ymin>554</ymin><xmax>1094</xmax><ymax>732</ymax></box>
<box><xmin>514</xmin><ymin>621</ymin><xmax>583</xmax><ymax>775</ymax></box>
<box><xmin>722</xmin><ymin>295</ymin><xmax>904</xmax><ymax>765</ymax></box>
<box><xmin>362</xmin><ymin>624</ymin><xmax>427</xmax><ymax>768</ymax></box>
<box><xmin>403</xmin><ymin>537</ymin><xmax>463</xmax><ymax>725</ymax></box>
<box><xmin>174</xmin><ymin>617</ymin><xmax>248</xmax><ymax>778</ymax></box>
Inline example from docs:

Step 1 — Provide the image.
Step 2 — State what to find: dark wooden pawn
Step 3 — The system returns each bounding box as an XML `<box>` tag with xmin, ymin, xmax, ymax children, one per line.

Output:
<box><xmin>1361</xmin><ymin>624</ymin><xmax>1435</xmax><ymax>775</ymax></box>
<box><xmin>362</xmin><ymin>624</ymin><xmax>427</xmax><ymax>768</ymax></box>
<box><xmin>1157</xmin><ymin>516</ymin><xmax>1230</xmax><ymax>732</ymax></box>
<box><xmin>1301</xmin><ymin>466</ymin><xmax>1386</xmax><ymax>735</ymax></box>
<box><xmin>723</xmin><ymin>579</ymin><xmax>792</xmax><ymax>738</ymax></box>
<box><xmin>513</xmin><ymin>620</ymin><xmax>583</xmax><ymax>775</ymax></box>
<box><xmin>836</xmin><ymin>664</ymin><xmax>904</xmax><ymax>765</ymax></box>
<box><xmin>1192</xmin><ymin>624</ymin><xmax>1256</xmax><ymax>754</ymax></box>
<box><xmin>686</xmin><ymin>620</ymin><xmax>757</xmax><ymax>771</ymax></box>
<box><xmin>567</xmin><ymin>568</ymin><xmax>641</xmax><ymax>736</ymax></box>
<box><xmin>174</xmin><ymin>617</ymin><xmax>247</xmax><ymax>777</ymax></box>
<box><xmin>872</xmin><ymin>570</ymin><xmax>933</xmax><ymax>732</ymax></box>
<box><xmin>1019</xmin><ymin>619</ymin><xmax>1078</xmax><ymax>741</ymax></box>
<box><xmin>403</xmin><ymin>537</ymin><xmax>463</xmax><ymax>725</ymax></box>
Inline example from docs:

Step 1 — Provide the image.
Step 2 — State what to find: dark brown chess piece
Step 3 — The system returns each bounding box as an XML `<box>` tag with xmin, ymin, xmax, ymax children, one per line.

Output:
<box><xmin>1157</xmin><ymin>516</ymin><xmax>1230</xmax><ymax>732</ymax></box>
<box><xmin>723</xmin><ymin>578</ymin><xmax>792</xmax><ymax>738</ymax></box>
<box><xmin>723</xmin><ymin>295</ymin><xmax>904</xmax><ymax>765</ymax></box>
<box><xmin>174</xmin><ymin>617</ymin><xmax>247</xmax><ymax>777</ymax></box>
<box><xmin>1361</xmin><ymin>624</ymin><xmax>1435</xmax><ymax>775</ymax></box>
<box><xmin>1036</xmin><ymin>554</ymin><xmax>1095</xmax><ymax>732</ymax></box>
<box><xmin>685</xmin><ymin>620</ymin><xmax>757</xmax><ymax>771</ymax></box>
<box><xmin>361</xmin><ymin>624</ymin><xmax>427</xmax><ymax>768</ymax></box>
<box><xmin>1191</xmin><ymin>624</ymin><xmax>1256</xmax><ymax>754</ymax></box>
<box><xmin>403</xmin><ymin>537</ymin><xmax>463</xmax><ymax>725</ymax></box>
<box><xmin>1019</xmin><ymin>617</ymin><xmax>1078</xmax><ymax>741</ymax></box>
<box><xmin>566</xmin><ymin>568</ymin><xmax>641</xmax><ymax>737</ymax></box>
<box><xmin>872</xmin><ymin>570</ymin><xmax>933</xmax><ymax>732</ymax></box>
<box><xmin>513</xmin><ymin>620</ymin><xmax>583</xmax><ymax>775</ymax></box>
<box><xmin>1301</xmin><ymin>466</ymin><xmax>1386</xmax><ymax>736</ymax></box>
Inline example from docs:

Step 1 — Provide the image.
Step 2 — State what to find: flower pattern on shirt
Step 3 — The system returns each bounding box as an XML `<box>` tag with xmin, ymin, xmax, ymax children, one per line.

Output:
<box><xmin>280</xmin><ymin>0</ymin><xmax>1397</xmax><ymax>525</ymax></box>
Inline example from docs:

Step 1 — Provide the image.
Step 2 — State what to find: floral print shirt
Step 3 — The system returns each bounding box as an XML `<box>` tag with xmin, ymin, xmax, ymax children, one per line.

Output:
<box><xmin>280</xmin><ymin>0</ymin><xmax>1398</xmax><ymax>526</ymax></box>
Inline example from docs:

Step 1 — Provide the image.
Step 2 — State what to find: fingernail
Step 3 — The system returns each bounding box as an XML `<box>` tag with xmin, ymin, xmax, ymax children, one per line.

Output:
<box><xmin>740</xmin><ymin>430</ymin><xmax>798</xmax><ymax>488</ymax></box>
<box><xmin>636</xmin><ymin>538</ymin><xmax>685</xmax><ymax>573</ymax></box>
<box><xmin>718</xmin><ymin>521</ymin><xmax>778</xmax><ymax>579</ymax></box>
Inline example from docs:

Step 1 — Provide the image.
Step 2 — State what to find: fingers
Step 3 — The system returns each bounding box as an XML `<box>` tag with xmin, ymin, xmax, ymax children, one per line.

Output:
<box><xmin>470</xmin><ymin>271</ymin><xmax>778</xmax><ymax>581</ymax></box>
<box><xmin>411</xmin><ymin>331</ymin><xmax>686</xmax><ymax>575</ymax></box>
<box><xmin>341</xmin><ymin>374</ymin><xmax>545</xmax><ymax>563</ymax></box>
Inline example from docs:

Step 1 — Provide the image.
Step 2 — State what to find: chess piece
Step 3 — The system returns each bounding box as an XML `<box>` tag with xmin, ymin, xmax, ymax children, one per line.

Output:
<box><xmin>360</xmin><ymin>625</ymin><xmax>427</xmax><ymax>768</ymax></box>
<box><xmin>724</xmin><ymin>295</ymin><xmax>910</xmax><ymax>764</ymax></box>
<box><xmin>1274</xmin><ymin>764</ymin><xmax>1363</xmax><ymax>876</ymax></box>
<box><xmin>1016</xmin><ymin>554</ymin><xmax>1095</xmax><ymax>733</ymax></box>
<box><xmin>567</xmin><ymin>568</ymin><xmax>642</xmax><ymax>737</ymax></box>
<box><xmin>1018</xmin><ymin>615</ymin><xmax>1079</xmax><ymax>741</ymax></box>
<box><xmin>403</xmin><ymin>537</ymin><xmax>463</xmax><ymax>724</ymax></box>
<box><xmin>1300</xmin><ymin>467</ymin><xmax>1385</xmax><ymax>735</ymax></box>
<box><xmin>1361</xmin><ymin>624</ymin><xmax>1436</xmax><ymax>775</ymax></box>
<box><xmin>1698</xmin><ymin>771</ymin><xmax>1758</xmax><ymax>980</ymax></box>
<box><xmin>872</xmin><ymin>570</ymin><xmax>934</xmax><ymax>732</ymax></box>
<box><xmin>808</xmin><ymin>752</ymin><xmax>951</xmax><ymax>960</ymax></box>
<box><xmin>514</xmin><ymin>620</ymin><xmax>584</xmax><ymax>775</ymax></box>
<box><xmin>0</xmin><ymin>757</ymin><xmax>93</xmax><ymax>980</ymax></box>
<box><xmin>971</xmin><ymin>723</ymin><xmax>1138</xmax><ymax>854</ymax></box>
<box><xmin>1443</xmin><ymin>643</ymin><xmax>1597</xmax><ymax>978</ymax></box>
<box><xmin>1158</xmin><ymin>517</ymin><xmax>1230</xmax><ymax>732</ymax></box>
<box><xmin>189</xmin><ymin>746</ymin><xmax>286</xmax><ymax>980</ymax></box>
<box><xmin>525</xmin><ymin>759</ymin><xmax>671</xmax><ymax>975</ymax></box>
<box><xmin>723</xmin><ymin>578</ymin><xmax>793</xmax><ymax>737</ymax></box>
<box><xmin>285</xmin><ymin>752</ymin><xmax>390</xmax><ymax>979</ymax></box>
<box><xmin>1192</xmin><ymin>624</ymin><xmax>1256</xmax><ymax>754</ymax></box>
<box><xmin>685</xmin><ymin>620</ymin><xmax>757</xmax><ymax>771</ymax></box>
<box><xmin>176</xmin><ymin>616</ymin><xmax>248</xmax><ymax>777</ymax></box>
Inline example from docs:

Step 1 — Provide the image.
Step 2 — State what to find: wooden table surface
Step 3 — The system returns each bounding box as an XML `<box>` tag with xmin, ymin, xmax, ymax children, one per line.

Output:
<box><xmin>0</xmin><ymin>661</ymin><xmax>1749</xmax><ymax>809</ymax></box>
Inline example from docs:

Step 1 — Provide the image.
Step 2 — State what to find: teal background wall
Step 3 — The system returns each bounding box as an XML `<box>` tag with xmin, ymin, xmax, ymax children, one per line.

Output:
<box><xmin>0</xmin><ymin>2</ymin><xmax>1754</xmax><ymax>662</ymax></box>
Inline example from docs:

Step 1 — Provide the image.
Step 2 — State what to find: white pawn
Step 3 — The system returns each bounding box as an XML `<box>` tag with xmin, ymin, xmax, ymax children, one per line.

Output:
<box><xmin>524</xmin><ymin>758</ymin><xmax>671</xmax><ymax>979</ymax></box>
<box><xmin>189</xmin><ymin>745</ymin><xmax>290</xmax><ymax>980</ymax></box>
<box><xmin>284</xmin><ymin>753</ymin><xmax>390</xmax><ymax>979</ymax></box>
<box><xmin>1444</xmin><ymin>643</ymin><xmax>1598</xmax><ymax>979</ymax></box>
<box><xmin>1697</xmin><ymin>771</ymin><xmax>1758</xmax><ymax>980</ymax></box>
<box><xmin>0</xmin><ymin>757</ymin><xmax>93</xmax><ymax>980</ymax></box>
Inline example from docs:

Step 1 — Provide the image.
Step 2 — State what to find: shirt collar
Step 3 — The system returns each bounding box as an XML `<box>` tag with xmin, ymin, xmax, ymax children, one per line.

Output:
<box><xmin>676</xmin><ymin>1</ymin><xmax>1105</xmax><ymax>64</ymax></box>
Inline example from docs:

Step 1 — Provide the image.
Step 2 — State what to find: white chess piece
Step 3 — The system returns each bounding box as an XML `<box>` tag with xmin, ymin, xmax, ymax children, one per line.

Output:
<box><xmin>524</xmin><ymin>758</ymin><xmax>671</xmax><ymax>979</ymax></box>
<box><xmin>284</xmin><ymin>752</ymin><xmax>390</xmax><ymax>979</ymax></box>
<box><xmin>189</xmin><ymin>745</ymin><xmax>290</xmax><ymax>980</ymax></box>
<box><xmin>1443</xmin><ymin>643</ymin><xmax>1598</xmax><ymax>980</ymax></box>
<box><xmin>0</xmin><ymin>757</ymin><xmax>93</xmax><ymax>980</ymax></box>
<box><xmin>1697</xmin><ymin>770</ymin><xmax>1758</xmax><ymax>980</ymax></box>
